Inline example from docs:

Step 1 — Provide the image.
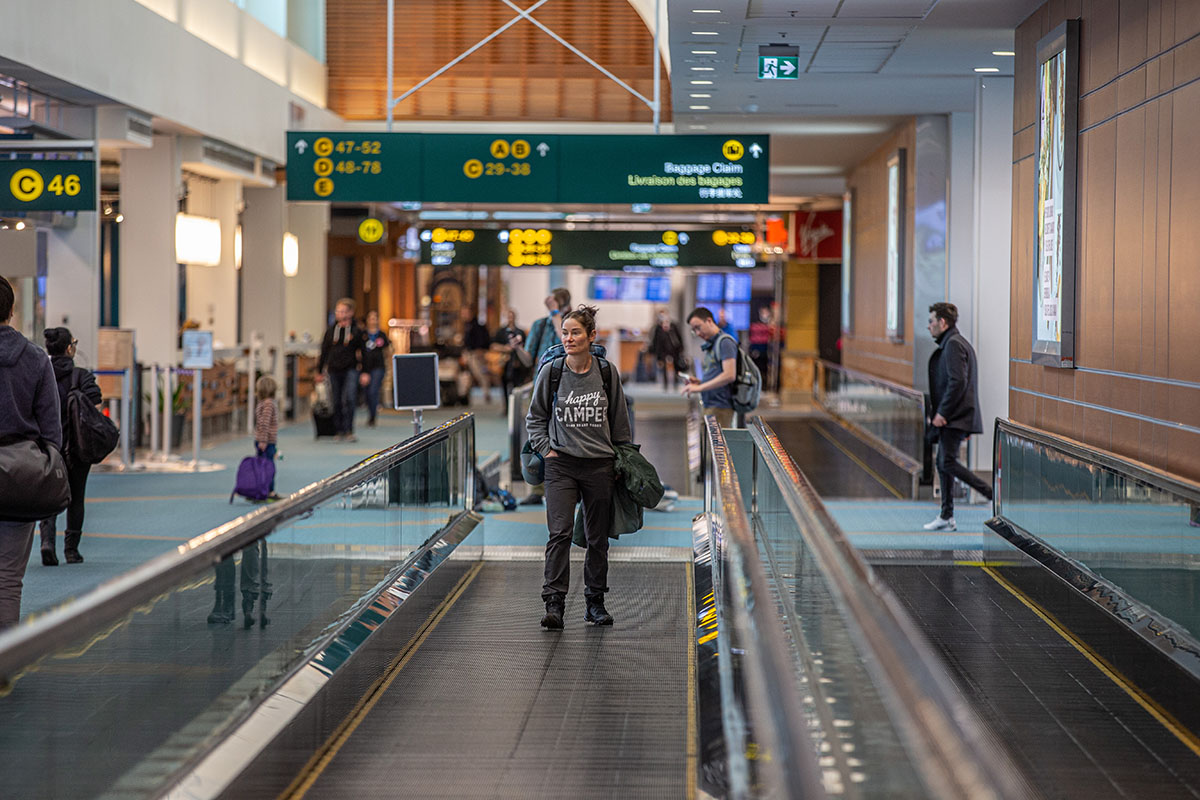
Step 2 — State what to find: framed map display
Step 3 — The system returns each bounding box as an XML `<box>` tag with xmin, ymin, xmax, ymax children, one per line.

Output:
<box><xmin>885</xmin><ymin>150</ymin><xmax>905</xmax><ymax>341</ymax></box>
<box><xmin>1032</xmin><ymin>20</ymin><xmax>1079</xmax><ymax>367</ymax></box>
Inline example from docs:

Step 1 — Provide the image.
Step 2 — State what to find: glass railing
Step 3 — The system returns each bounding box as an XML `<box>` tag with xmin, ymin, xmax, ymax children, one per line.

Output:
<box><xmin>992</xmin><ymin>418</ymin><xmax>1200</xmax><ymax>645</ymax></box>
<box><xmin>698</xmin><ymin>415</ymin><xmax>1032</xmax><ymax>798</ymax></box>
<box><xmin>508</xmin><ymin>380</ymin><xmax>534</xmax><ymax>482</ymax></box>
<box><xmin>814</xmin><ymin>360</ymin><xmax>927</xmax><ymax>470</ymax></box>
<box><xmin>0</xmin><ymin>414</ymin><xmax>479</xmax><ymax>800</ymax></box>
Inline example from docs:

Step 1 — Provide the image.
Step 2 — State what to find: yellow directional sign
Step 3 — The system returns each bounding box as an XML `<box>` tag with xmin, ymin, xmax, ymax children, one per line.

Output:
<box><xmin>314</xmin><ymin>177</ymin><xmax>334</xmax><ymax>197</ymax></box>
<box><xmin>722</xmin><ymin>140</ymin><xmax>745</xmax><ymax>161</ymax></box>
<box><xmin>0</xmin><ymin>161</ymin><xmax>95</xmax><ymax>211</ymax></box>
<box><xmin>314</xmin><ymin>137</ymin><xmax>333</xmax><ymax>157</ymax></box>
<box><xmin>490</xmin><ymin>139</ymin><xmax>510</xmax><ymax>159</ymax></box>
<box><xmin>314</xmin><ymin>158</ymin><xmax>333</xmax><ymax>177</ymax></box>
<box><xmin>463</xmin><ymin>159</ymin><xmax>483</xmax><ymax>179</ymax></box>
<box><xmin>358</xmin><ymin>218</ymin><xmax>385</xmax><ymax>244</ymax></box>
<box><xmin>512</xmin><ymin>139</ymin><xmax>531</xmax><ymax>159</ymax></box>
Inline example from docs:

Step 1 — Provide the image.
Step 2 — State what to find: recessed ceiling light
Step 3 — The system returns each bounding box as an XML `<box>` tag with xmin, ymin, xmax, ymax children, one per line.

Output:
<box><xmin>692</xmin><ymin>8</ymin><xmax>720</xmax><ymax>12</ymax></box>
<box><xmin>691</xmin><ymin>50</ymin><xmax>717</xmax><ymax>55</ymax></box>
<box><xmin>974</xmin><ymin>67</ymin><xmax>1000</xmax><ymax>73</ymax></box>
<box><xmin>690</xmin><ymin>79</ymin><xmax>714</xmax><ymax>85</ymax></box>
<box><xmin>691</xmin><ymin>31</ymin><xmax>719</xmax><ymax>36</ymax></box>
<box><xmin>690</xmin><ymin>93</ymin><xmax>712</xmax><ymax>98</ymax></box>
<box><xmin>992</xmin><ymin>50</ymin><xmax>1015</xmax><ymax>56</ymax></box>
<box><xmin>689</xmin><ymin>105</ymin><xmax>711</xmax><ymax>110</ymax></box>
<box><xmin>690</xmin><ymin>66</ymin><xmax>714</xmax><ymax>71</ymax></box>
<box><xmin>688</xmin><ymin>124</ymin><xmax>709</xmax><ymax>130</ymax></box>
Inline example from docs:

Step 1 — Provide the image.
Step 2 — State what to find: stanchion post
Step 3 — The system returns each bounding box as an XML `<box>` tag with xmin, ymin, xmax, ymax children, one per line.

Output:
<box><xmin>413</xmin><ymin>409</ymin><xmax>422</xmax><ymax>437</ymax></box>
<box><xmin>193</xmin><ymin>368</ymin><xmax>202</xmax><ymax>468</ymax></box>
<box><xmin>163</xmin><ymin>367</ymin><xmax>173</xmax><ymax>461</ymax></box>
<box><xmin>150</xmin><ymin>363</ymin><xmax>160</xmax><ymax>456</ymax></box>
<box><xmin>247</xmin><ymin>338</ymin><xmax>257</xmax><ymax>435</ymax></box>
<box><xmin>120</xmin><ymin>367</ymin><xmax>132</xmax><ymax>467</ymax></box>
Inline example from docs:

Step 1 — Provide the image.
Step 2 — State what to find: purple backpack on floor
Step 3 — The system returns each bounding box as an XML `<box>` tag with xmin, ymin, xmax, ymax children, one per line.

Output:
<box><xmin>231</xmin><ymin>456</ymin><xmax>275</xmax><ymax>502</ymax></box>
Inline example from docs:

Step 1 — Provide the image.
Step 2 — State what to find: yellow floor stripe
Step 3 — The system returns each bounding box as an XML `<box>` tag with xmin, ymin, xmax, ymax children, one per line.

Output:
<box><xmin>810</xmin><ymin>423</ymin><xmax>905</xmax><ymax>499</ymax></box>
<box><xmin>279</xmin><ymin>561</ymin><xmax>484</xmax><ymax>800</ymax></box>
<box><xmin>980</xmin><ymin>565</ymin><xmax>1200</xmax><ymax>760</ymax></box>
<box><xmin>685</xmin><ymin>562</ymin><xmax>698</xmax><ymax>800</ymax></box>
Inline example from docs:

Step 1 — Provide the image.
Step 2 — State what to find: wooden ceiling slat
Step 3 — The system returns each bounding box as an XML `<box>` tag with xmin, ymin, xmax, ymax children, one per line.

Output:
<box><xmin>326</xmin><ymin>0</ymin><xmax>671</xmax><ymax>122</ymax></box>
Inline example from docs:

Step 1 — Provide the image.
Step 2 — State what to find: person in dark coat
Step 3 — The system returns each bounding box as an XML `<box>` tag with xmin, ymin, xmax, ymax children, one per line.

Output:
<box><xmin>648</xmin><ymin>310</ymin><xmax>686</xmax><ymax>389</ymax></box>
<box><xmin>492</xmin><ymin>310</ymin><xmax>529</xmax><ymax>412</ymax></box>
<box><xmin>924</xmin><ymin>302</ymin><xmax>992</xmax><ymax>531</ymax></box>
<box><xmin>38</xmin><ymin>327</ymin><xmax>102</xmax><ymax>565</ymax></box>
<box><xmin>317</xmin><ymin>297</ymin><xmax>368</xmax><ymax>441</ymax></box>
<box><xmin>0</xmin><ymin>276</ymin><xmax>62</xmax><ymax>628</ymax></box>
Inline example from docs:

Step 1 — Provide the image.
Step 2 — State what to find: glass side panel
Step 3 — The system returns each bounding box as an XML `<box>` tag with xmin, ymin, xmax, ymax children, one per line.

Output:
<box><xmin>750</xmin><ymin>447</ymin><xmax>925</xmax><ymax>797</ymax></box>
<box><xmin>0</xmin><ymin>431</ymin><xmax>475</xmax><ymax>800</ymax></box>
<box><xmin>817</xmin><ymin>365</ymin><xmax>925</xmax><ymax>464</ymax></box>
<box><xmin>994</xmin><ymin>428</ymin><xmax>1200</xmax><ymax>639</ymax></box>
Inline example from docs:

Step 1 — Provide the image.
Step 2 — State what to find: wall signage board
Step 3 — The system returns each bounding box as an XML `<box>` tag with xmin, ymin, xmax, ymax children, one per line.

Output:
<box><xmin>842</xmin><ymin>190</ymin><xmax>853</xmax><ymax>334</ymax></box>
<box><xmin>0</xmin><ymin>160</ymin><xmax>96</xmax><ymax>211</ymax></box>
<box><xmin>1032</xmin><ymin>20</ymin><xmax>1079</xmax><ymax>368</ymax></box>
<box><xmin>286</xmin><ymin>133</ymin><xmax>769</xmax><ymax>204</ymax></box>
<box><xmin>418</xmin><ymin>227</ymin><xmax>761</xmax><ymax>269</ymax></box>
<box><xmin>885</xmin><ymin>150</ymin><xmax>906</xmax><ymax>341</ymax></box>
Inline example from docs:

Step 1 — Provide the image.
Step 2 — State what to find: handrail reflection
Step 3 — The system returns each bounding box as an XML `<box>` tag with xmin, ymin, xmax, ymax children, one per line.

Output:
<box><xmin>749</xmin><ymin>416</ymin><xmax>1033</xmax><ymax>800</ymax></box>
<box><xmin>0</xmin><ymin>413</ymin><xmax>476</xmax><ymax>680</ymax></box>
<box><xmin>702</xmin><ymin>415</ymin><xmax>825</xmax><ymax>798</ymax></box>
<box><xmin>817</xmin><ymin>359</ymin><xmax>926</xmax><ymax>402</ymax></box>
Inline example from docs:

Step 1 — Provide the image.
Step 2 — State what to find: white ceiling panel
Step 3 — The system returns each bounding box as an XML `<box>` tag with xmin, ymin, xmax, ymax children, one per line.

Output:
<box><xmin>837</xmin><ymin>0</ymin><xmax>936</xmax><ymax>18</ymax></box>
<box><xmin>747</xmin><ymin>0</ymin><xmax>841</xmax><ymax>18</ymax></box>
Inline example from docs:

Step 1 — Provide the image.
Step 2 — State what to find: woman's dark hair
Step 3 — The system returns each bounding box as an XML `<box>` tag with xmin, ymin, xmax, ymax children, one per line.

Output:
<box><xmin>44</xmin><ymin>327</ymin><xmax>74</xmax><ymax>356</ymax></box>
<box><xmin>0</xmin><ymin>275</ymin><xmax>13</xmax><ymax>323</ymax></box>
<box><xmin>561</xmin><ymin>304</ymin><xmax>599</xmax><ymax>337</ymax></box>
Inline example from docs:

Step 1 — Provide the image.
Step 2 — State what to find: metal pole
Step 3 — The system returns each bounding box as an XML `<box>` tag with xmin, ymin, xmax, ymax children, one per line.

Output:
<box><xmin>653</xmin><ymin>0</ymin><xmax>660</xmax><ymax>134</ymax></box>
<box><xmin>387</xmin><ymin>0</ymin><xmax>394</xmax><ymax>132</ymax></box>
<box><xmin>413</xmin><ymin>409</ymin><xmax>422</xmax><ymax>437</ymax></box>
<box><xmin>163</xmin><ymin>367</ymin><xmax>172</xmax><ymax>461</ymax></box>
<box><xmin>120</xmin><ymin>368</ymin><xmax>132</xmax><ymax>467</ymax></box>
<box><xmin>150</xmin><ymin>363</ymin><xmax>160</xmax><ymax>456</ymax></box>
<box><xmin>247</xmin><ymin>339</ymin><xmax>256</xmax><ymax>435</ymax></box>
<box><xmin>193</xmin><ymin>368</ymin><xmax>202</xmax><ymax>468</ymax></box>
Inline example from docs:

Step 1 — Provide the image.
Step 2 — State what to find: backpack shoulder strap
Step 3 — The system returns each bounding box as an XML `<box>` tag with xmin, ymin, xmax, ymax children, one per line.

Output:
<box><xmin>549</xmin><ymin>356</ymin><xmax>565</xmax><ymax>398</ymax></box>
<box><xmin>598</xmin><ymin>357</ymin><xmax>615</xmax><ymax>434</ymax></box>
<box><xmin>717</xmin><ymin>333</ymin><xmax>741</xmax><ymax>378</ymax></box>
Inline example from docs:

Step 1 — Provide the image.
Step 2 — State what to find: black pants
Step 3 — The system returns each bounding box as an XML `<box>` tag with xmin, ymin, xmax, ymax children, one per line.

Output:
<box><xmin>39</xmin><ymin>459</ymin><xmax>91</xmax><ymax>538</ymax></box>
<box><xmin>543</xmin><ymin>453</ymin><xmax>615</xmax><ymax>604</ymax></box>
<box><xmin>656</xmin><ymin>354</ymin><xmax>688</xmax><ymax>388</ymax></box>
<box><xmin>327</xmin><ymin>368</ymin><xmax>358</xmax><ymax>435</ymax></box>
<box><xmin>936</xmin><ymin>427</ymin><xmax>992</xmax><ymax>519</ymax></box>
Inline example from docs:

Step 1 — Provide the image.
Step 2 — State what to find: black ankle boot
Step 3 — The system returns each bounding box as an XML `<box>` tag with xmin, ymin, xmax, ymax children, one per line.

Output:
<box><xmin>242</xmin><ymin>593</ymin><xmax>257</xmax><ymax>629</ymax></box>
<box><xmin>63</xmin><ymin>531</ymin><xmax>83</xmax><ymax>564</ymax></box>
<box><xmin>207</xmin><ymin>589</ymin><xmax>234</xmax><ymax>624</ymax></box>
<box><xmin>584</xmin><ymin>600</ymin><xmax>613</xmax><ymax>626</ymax></box>
<box><xmin>259</xmin><ymin>592</ymin><xmax>271</xmax><ymax>629</ymax></box>
<box><xmin>39</xmin><ymin>523</ymin><xmax>58</xmax><ymax>567</ymax></box>
<box><xmin>540</xmin><ymin>601</ymin><xmax>564</xmax><ymax>630</ymax></box>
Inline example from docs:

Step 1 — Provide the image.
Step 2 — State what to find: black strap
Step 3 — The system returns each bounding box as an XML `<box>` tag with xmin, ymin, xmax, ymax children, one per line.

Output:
<box><xmin>717</xmin><ymin>333</ymin><xmax>742</xmax><ymax>381</ymax></box>
<box><xmin>549</xmin><ymin>355</ymin><xmax>616</xmax><ymax>435</ymax></box>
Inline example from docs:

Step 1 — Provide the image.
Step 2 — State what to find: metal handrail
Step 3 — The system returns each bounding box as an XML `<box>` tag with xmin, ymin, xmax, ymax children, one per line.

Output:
<box><xmin>995</xmin><ymin>418</ymin><xmax>1200</xmax><ymax>505</ymax></box>
<box><xmin>0</xmin><ymin>413</ymin><xmax>476</xmax><ymax>681</ymax></box>
<box><xmin>702</xmin><ymin>415</ymin><xmax>825</xmax><ymax>798</ymax></box>
<box><xmin>748</xmin><ymin>417</ymin><xmax>1033</xmax><ymax>799</ymax></box>
<box><xmin>817</xmin><ymin>359</ymin><xmax>926</xmax><ymax>403</ymax></box>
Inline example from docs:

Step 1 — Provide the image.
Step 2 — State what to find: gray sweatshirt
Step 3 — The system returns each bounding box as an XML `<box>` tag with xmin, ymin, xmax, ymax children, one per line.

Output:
<box><xmin>525</xmin><ymin>355</ymin><xmax>632</xmax><ymax>459</ymax></box>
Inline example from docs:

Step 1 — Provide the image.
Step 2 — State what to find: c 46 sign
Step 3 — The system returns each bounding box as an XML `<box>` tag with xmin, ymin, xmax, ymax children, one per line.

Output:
<box><xmin>0</xmin><ymin>161</ymin><xmax>96</xmax><ymax>211</ymax></box>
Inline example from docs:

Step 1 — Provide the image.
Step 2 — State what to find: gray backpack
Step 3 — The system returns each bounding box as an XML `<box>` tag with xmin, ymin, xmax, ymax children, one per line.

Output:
<box><xmin>717</xmin><ymin>333</ymin><xmax>761</xmax><ymax>413</ymax></box>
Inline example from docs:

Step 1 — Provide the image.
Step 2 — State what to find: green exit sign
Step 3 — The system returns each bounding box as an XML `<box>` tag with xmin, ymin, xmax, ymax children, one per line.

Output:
<box><xmin>758</xmin><ymin>56</ymin><xmax>798</xmax><ymax>80</ymax></box>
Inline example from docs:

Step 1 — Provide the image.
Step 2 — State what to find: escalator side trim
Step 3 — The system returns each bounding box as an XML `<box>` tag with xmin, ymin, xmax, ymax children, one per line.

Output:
<box><xmin>685</xmin><ymin>561</ymin><xmax>698</xmax><ymax>800</ymax></box>
<box><xmin>809</xmin><ymin>420</ymin><xmax>905</xmax><ymax>499</ymax></box>
<box><xmin>981</xmin><ymin>565</ymin><xmax>1200</xmax><ymax>760</ymax></box>
<box><xmin>280</xmin><ymin>561</ymin><xmax>485</xmax><ymax>800</ymax></box>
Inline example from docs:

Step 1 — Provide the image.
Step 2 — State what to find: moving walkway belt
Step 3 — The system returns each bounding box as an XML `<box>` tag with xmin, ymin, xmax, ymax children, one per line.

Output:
<box><xmin>283</xmin><ymin>561</ymin><xmax>692</xmax><ymax>800</ymax></box>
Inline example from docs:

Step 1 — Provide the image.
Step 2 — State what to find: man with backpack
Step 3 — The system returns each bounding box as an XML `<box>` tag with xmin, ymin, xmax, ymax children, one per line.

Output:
<box><xmin>683</xmin><ymin>306</ymin><xmax>759</xmax><ymax>428</ymax></box>
<box><xmin>519</xmin><ymin>287</ymin><xmax>571</xmax><ymax>505</ymax></box>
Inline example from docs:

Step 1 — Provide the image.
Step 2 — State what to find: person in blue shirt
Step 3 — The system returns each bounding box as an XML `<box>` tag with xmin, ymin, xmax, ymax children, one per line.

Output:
<box><xmin>716</xmin><ymin>307</ymin><xmax>738</xmax><ymax>341</ymax></box>
<box><xmin>681</xmin><ymin>306</ymin><xmax>739</xmax><ymax>428</ymax></box>
<box><xmin>519</xmin><ymin>287</ymin><xmax>571</xmax><ymax>505</ymax></box>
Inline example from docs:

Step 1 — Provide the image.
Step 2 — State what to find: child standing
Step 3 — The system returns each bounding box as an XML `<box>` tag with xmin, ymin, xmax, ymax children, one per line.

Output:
<box><xmin>254</xmin><ymin>375</ymin><xmax>280</xmax><ymax>501</ymax></box>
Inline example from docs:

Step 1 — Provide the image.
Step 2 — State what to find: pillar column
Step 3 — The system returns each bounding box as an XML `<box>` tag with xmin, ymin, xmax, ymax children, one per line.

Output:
<box><xmin>119</xmin><ymin>134</ymin><xmax>181</xmax><ymax>368</ymax></box>
<box><xmin>184</xmin><ymin>178</ymin><xmax>241</xmax><ymax>349</ymax></box>
<box><xmin>285</xmin><ymin>201</ymin><xmax>329</xmax><ymax>343</ymax></box>
<box><xmin>242</xmin><ymin>185</ymin><xmax>287</xmax><ymax>384</ymax></box>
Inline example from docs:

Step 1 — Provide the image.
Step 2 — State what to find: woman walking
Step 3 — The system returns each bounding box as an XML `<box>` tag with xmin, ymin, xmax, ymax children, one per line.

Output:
<box><xmin>39</xmin><ymin>327</ymin><xmax>101</xmax><ymax>565</ymax></box>
<box><xmin>525</xmin><ymin>305</ymin><xmax>632</xmax><ymax>629</ymax></box>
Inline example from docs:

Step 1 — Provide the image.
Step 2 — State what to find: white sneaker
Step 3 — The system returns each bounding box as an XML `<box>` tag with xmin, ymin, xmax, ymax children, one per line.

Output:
<box><xmin>923</xmin><ymin>516</ymin><xmax>956</xmax><ymax>531</ymax></box>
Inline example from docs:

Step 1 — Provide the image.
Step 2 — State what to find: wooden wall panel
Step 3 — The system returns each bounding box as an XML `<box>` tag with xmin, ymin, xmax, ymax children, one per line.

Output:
<box><xmin>1011</xmin><ymin>1</ymin><xmax>1200</xmax><ymax>481</ymax></box>
<box><xmin>326</xmin><ymin>0</ymin><xmax>671</xmax><ymax>123</ymax></box>
<box><xmin>842</xmin><ymin>120</ymin><xmax>917</xmax><ymax>387</ymax></box>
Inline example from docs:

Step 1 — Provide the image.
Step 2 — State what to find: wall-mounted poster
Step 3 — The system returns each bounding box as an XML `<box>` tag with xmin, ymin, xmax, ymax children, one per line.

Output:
<box><xmin>886</xmin><ymin>150</ymin><xmax>906</xmax><ymax>341</ymax></box>
<box><xmin>1033</xmin><ymin>20</ymin><xmax>1079</xmax><ymax>368</ymax></box>
<box><xmin>842</xmin><ymin>189</ymin><xmax>853</xmax><ymax>334</ymax></box>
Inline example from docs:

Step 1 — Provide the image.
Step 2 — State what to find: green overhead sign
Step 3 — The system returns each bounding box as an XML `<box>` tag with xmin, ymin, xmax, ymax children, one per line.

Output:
<box><xmin>286</xmin><ymin>132</ymin><xmax>769</xmax><ymax>204</ymax></box>
<box><xmin>418</xmin><ymin>227</ymin><xmax>761</xmax><ymax>270</ymax></box>
<box><xmin>0</xmin><ymin>160</ymin><xmax>96</xmax><ymax>211</ymax></box>
<box><xmin>758</xmin><ymin>56</ymin><xmax>798</xmax><ymax>79</ymax></box>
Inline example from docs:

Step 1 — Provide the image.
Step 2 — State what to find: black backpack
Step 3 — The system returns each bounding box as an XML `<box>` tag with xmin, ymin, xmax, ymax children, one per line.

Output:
<box><xmin>64</xmin><ymin>370</ymin><xmax>119</xmax><ymax>465</ymax></box>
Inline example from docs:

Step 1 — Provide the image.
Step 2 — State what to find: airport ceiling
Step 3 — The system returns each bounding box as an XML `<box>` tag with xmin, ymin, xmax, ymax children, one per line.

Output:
<box><xmin>667</xmin><ymin>0</ymin><xmax>1046</xmax><ymax>200</ymax></box>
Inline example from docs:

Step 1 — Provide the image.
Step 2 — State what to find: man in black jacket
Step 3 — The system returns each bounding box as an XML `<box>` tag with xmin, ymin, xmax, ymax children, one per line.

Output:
<box><xmin>0</xmin><ymin>276</ymin><xmax>62</xmax><ymax>629</ymax></box>
<box><xmin>924</xmin><ymin>302</ymin><xmax>993</xmax><ymax>531</ymax></box>
<box><xmin>317</xmin><ymin>297</ymin><xmax>368</xmax><ymax>442</ymax></box>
